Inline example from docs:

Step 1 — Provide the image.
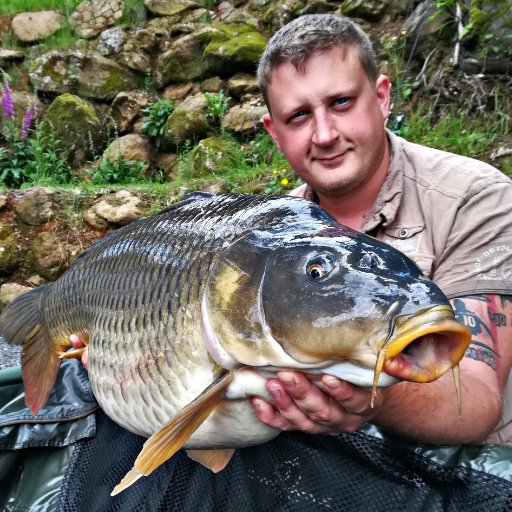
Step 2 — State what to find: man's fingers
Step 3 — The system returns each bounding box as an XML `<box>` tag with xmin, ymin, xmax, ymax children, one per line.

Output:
<box><xmin>265</xmin><ymin>373</ymin><xmax>350</xmax><ymax>431</ymax></box>
<box><xmin>322</xmin><ymin>375</ymin><xmax>384</xmax><ymax>415</ymax></box>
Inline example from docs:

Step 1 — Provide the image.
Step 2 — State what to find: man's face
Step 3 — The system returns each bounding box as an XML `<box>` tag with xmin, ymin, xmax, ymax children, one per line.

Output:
<box><xmin>263</xmin><ymin>46</ymin><xmax>391</xmax><ymax>197</ymax></box>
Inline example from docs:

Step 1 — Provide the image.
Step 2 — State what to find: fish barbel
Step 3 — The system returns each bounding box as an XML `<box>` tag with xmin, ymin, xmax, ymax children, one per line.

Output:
<box><xmin>0</xmin><ymin>193</ymin><xmax>471</xmax><ymax>494</ymax></box>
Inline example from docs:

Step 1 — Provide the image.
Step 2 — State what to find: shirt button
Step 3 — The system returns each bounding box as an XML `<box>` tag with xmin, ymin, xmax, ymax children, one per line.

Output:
<box><xmin>398</xmin><ymin>228</ymin><xmax>408</xmax><ymax>238</ymax></box>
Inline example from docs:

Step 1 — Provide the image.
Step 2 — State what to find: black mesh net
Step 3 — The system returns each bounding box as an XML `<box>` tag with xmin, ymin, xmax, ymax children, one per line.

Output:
<box><xmin>57</xmin><ymin>410</ymin><xmax>512</xmax><ymax>512</ymax></box>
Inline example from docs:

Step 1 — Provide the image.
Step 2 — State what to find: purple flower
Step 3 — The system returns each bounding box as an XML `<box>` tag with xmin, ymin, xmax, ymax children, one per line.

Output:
<box><xmin>21</xmin><ymin>105</ymin><xmax>34</xmax><ymax>140</ymax></box>
<box><xmin>1</xmin><ymin>80</ymin><xmax>14</xmax><ymax>121</ymax></box>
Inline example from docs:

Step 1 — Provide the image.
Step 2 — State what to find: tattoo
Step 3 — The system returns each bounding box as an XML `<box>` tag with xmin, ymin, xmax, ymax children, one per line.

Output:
<box><xmin>465</xmin><ymin>346</ymin><xmax>496</xmax><ymax>370</ymax></box>
<box><xmin>452</xmin><ymin>296</ymin><xmax>499</xmax><ymax>370</ymax></box>
<box><xmin>452</xmin><ymin>298</ymin><xmax>492</xmax><ymax>338</ymax></box>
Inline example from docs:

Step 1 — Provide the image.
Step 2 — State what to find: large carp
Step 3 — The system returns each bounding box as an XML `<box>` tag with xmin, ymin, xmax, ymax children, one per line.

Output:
<box><xmin>0</xmin><ymin>193</ymin><xmax>470</xmax><ymax>494</ymax></box>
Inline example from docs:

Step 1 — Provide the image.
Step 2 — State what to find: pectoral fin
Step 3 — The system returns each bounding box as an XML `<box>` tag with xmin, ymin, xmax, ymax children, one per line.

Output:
<box><xmin>111</xmin><ymin>370</ymin><xmax>235</xmax><ymax>496</ymax></box>
<box><xmin>186</xmin><ymin>449</ymin><xmax>235</xmax><ymax>472</ymax></box>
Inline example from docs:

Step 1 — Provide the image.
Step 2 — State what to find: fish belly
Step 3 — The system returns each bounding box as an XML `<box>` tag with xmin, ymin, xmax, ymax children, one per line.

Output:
<box><xmin>185</xmin><ymin>399</ymin><xmax>279</xmax><ymax>449</ymax></box>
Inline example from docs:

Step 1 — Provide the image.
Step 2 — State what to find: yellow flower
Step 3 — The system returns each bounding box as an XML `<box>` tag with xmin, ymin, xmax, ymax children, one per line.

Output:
<box><xmin>272</xmin><ymin>169</ymin><xmax>278</xmax><ymax>174</ymax></box>
<box><xmin>280</xmin><ymin>178</ymin><xmax>289</xmax><ymax>186</ymax></box>
<box><xmin>281</xmin><ymin>168</ymin><xmax>287</xmax><ymax>174</ymax></box>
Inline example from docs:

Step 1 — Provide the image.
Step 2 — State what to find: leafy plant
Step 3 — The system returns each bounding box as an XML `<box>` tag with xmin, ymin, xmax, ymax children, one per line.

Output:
<box><xmin>89</xmin><ymin>154</ymin><xmax>147</xmax><ymax>185</ymax></box>
<box><xmin>382</xmin><ymin>31</ymin><xmax>413</xmax><ymax>108</ymax></box>
<box><xmin>141</xmin><ymin>99</ymin><xmax>175</xmax><ymax>148</ymax></box>
<box><xmin>204</xmin><ymin>91</ymin><xmax>230</xmax><ymax>120</ymax></box>
<box><xmin>1</xmin><ymin>78</ymin><xmax>74</xmax><ymax>188</ymax></box>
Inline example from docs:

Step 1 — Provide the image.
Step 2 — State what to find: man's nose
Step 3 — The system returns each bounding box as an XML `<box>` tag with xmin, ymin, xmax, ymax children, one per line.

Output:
<box><xmin>312</xmin><ymin>113</ymin><xmax>338</xmax><ymax>146</ymax></box>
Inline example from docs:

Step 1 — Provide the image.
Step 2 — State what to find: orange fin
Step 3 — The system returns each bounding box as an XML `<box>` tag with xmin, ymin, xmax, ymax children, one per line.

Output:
<box><xmin>111</xmin><ymin>370</ymin><xmax>235</xmax><ymax>496</ymax></box>
<box><xmin>186</xmin><ymin>449</ymin><xmax>235</xmax><ymax>472</ymax></box>
<box><xmin>22</xmin><ymin>323</ymin><xmax>65</xmax><ymax>415</ymax></box>
<box><xmin>0</xmin><ymin>286</ymin><xmax>47</xmax><ymax>345</ymax></box>
<box><xmin>59</xmin><ymin>348</ymin><xmax>85</xmax><ymax>359</ymax></box>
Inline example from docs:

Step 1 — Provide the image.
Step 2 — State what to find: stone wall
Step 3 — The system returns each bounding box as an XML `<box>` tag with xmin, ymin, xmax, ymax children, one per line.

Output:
<box><xmin>0</xmin><ymin>186</ymin><xmax>172</xmax><ymax>305</ymax></box>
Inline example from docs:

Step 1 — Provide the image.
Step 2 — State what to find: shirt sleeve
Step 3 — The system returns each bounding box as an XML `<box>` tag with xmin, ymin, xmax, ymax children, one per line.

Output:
<box><xmin>432</xmin><ymin>180</ymin><xmax>512</xmax><ymax>299</ymax></box>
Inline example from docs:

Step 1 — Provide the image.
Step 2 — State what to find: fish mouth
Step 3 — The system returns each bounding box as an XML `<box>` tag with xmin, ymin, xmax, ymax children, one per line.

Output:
<box><xmin>375</xmin><ymin>304</ymin><xmax>471</xmax><ymax>386</ymax></box>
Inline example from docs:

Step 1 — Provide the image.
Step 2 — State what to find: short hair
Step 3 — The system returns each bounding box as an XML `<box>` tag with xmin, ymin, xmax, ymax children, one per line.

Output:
<box><xmin>257</xmin><ymin>14</ymin><xmax>379</xmax><ymax>112</ymax></box>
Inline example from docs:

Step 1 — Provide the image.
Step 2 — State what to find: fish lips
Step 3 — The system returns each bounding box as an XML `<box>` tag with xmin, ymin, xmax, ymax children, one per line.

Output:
<box><xmin>379</xmin><ymin>305</ymin><xmax>471</xmax><ymax>384</ymax></box>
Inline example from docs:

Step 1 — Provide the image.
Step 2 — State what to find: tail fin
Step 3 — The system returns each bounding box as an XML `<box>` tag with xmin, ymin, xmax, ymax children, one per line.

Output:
<box><xmin>0</xmin><ymin>286</ymin><xmax>47</xmax><ymax>345</ymax></box>
<box><xmin>0</xmin><ymin>285</ymin><xmax>62</xmax><ymax>415</ymax></box>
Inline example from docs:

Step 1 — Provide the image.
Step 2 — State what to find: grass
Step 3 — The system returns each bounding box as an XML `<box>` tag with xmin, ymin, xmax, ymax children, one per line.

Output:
<box><xmin>0</xmin><ymin>0</ymin><xmax>81</xmax><ymax>16</ymax></box>
<box><xmin>390</xmin><ymin>97</ymin><xmax>511</xmax><ymax>176</ymax></box>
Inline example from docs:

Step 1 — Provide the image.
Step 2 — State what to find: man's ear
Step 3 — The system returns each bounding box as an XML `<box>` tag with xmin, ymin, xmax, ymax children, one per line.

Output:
<box><xmin>375</xmin><ymin>75</ymin><xmax>391</xmax><ymax>120</ymax></box>
<box><xmin>263</xmin><ymin>114</ymin><xmax>282</xmax><ymax>151</ymax></box>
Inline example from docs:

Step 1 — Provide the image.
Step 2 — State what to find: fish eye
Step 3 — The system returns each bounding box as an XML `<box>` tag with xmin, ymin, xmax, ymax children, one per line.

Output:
<box><xmin>306</xmin><ymin>255</ymin><xmax>334</xmax><ymax>279</ymax></box>
<box><xmin>360</xmin><ymin>252</ymin><xmax>381</xmax><ymax>269</ymax></box>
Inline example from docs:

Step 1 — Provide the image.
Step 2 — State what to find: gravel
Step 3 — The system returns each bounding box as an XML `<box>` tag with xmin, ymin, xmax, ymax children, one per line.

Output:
<box><xmin>0</xmin><ymin>337</ymin><xmax>22</xmax><ymax>369</ymax></box>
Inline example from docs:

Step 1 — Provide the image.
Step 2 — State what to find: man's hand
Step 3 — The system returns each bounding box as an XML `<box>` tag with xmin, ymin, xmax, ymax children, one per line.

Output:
<box><xmin>252</xmin><ymin>371</ymin><xmax>386</xmax><ymax>435</ymax></box>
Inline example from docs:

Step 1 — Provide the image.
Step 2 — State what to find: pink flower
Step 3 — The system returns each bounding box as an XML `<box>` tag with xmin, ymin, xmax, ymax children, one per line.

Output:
<box><xmin>1</xmin><ymin>79</ymin><xmax>14</xmax><ymax>120</ymax></box>
<box><xmin>21</xmin><ymin>104</ymin><xmax>34</xmax><ymax>140</ymax></box>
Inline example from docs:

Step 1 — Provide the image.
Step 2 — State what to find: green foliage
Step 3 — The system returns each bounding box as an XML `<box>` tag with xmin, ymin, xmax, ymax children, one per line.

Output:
<box><xmin>204</xmin><ymin>91</ymin><xmax>230</xmax><ymax>120</ymax></box>
<box><xmin>89</xmin><ymin>154</ymin><xmax>147</xmax><ymax>185</ymax></box>
<box><xmin>390</xmin><ymin>102</ymin><xmax>510</xmax><ymax>160</ymax></box>
<box><xmin>0</xmin><ymin>137</ymin><xmax>34</xmax><ymax>187</ymax></box>
<box><xmin>118</xmin><ymin>0</ymin><xmax>148</xmax><ymax>27</ymax></box>
<box><xmin>263</xmin><ymin>167</ymin><xmax>297</xmax><ymax>194</ymax></box>
<box><xmin>382</xmin><ymin>31</ymin><xmax>413</xmax><ymax>106</ymax></box>
<box><xmin>0</xmin><ymin>0</ymin><xmax>81</xmax><ymax>15</ymax></box>
<box><xmin>141</xmin><ymin>99</ymin><xmax>175</xmax><ymax>148</ymax></box>
<box><xmin>0</xmin><ymin>118</ymin><xmax>73</xmax><ymax>188</ymax></box>
<box><xmin>198</xmin><ymin>0</ymin><xmax>219</xmax><ymax>10</ymax></box>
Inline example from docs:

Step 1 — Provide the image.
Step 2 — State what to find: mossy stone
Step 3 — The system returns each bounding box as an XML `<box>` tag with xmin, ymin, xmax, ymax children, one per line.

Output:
<box><xmin>40</xmin><ymin>93</ymin><xmax>102</xmax><ymax>166</ymax></box>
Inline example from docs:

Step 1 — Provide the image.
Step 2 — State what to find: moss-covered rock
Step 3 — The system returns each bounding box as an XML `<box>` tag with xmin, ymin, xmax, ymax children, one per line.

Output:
<box><xmin>190</xmin><ymin>136</ymin><xmax>240</xmax><ymax>178</ymax></box>
<box><xmin>160</xmin><ymin>93</ymin><xmax>215</xmax><ymax>149</ymax></box>
<box><xmin>40</xmin><ymin>94</ymin><xmax>102</xmax><ymax>167</ymax></box>
<box><xmin>28</xmin><ymin>49</ymin><xmax>140</xmax><ymax>100</ymax></box>
<box><xmin>203</xmin><ymin>23</ymin><xmax>267</xmax><ymax>76</ymax></box>
<box><xmin>467</xmin><ymin>0</ymin><xmax>512</xmax><ymax>58</ymax></box>
<box><xmin>154</xmin><ymin>27</ymin><xmax>224</xmax><ymax>87</ymax></box>
<box><xmin>144</xmin><ymin>0</ymin><xmax>199</xmax><ymax>16</ymax></box>
<box><xmin>338</xmin><ymin>0</ymin><xmax>388</xmax><ymax>21</ymax></box>
<box><xmin>0</xmin><ymin>224</ymin><xmax>23</xmax><ymax>274</ymax></box>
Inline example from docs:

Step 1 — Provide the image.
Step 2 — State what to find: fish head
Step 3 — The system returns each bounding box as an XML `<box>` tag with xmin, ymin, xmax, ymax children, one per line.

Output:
<box><xmin>202</xmin><ymin>224</ymin><xmax>471</xmax><ymax>386</ymax></box>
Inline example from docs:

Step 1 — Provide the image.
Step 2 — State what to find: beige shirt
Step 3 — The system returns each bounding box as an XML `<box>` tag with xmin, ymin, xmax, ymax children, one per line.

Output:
<box><xmin>290</xmin><ymin>129</ymin><xmax>512</xmax><ymax>443</ymax></box>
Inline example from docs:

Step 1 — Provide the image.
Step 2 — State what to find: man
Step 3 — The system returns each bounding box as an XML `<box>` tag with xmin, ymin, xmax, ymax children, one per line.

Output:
<box><xmin>250</xmin><ymin>13</ymin><xmax>512</xmax><ymax>445</ymax></box>
<box><xmin>72</xmin><ymin>14</ymin><xmax>512</xmax><ymax>445</ymax></box>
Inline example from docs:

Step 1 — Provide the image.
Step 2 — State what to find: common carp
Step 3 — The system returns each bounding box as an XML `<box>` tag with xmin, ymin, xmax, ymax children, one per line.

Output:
<box><xmin>0</xmin><ymin>193</ymin><xmax>471</xmax><ymax>495</ymax></box>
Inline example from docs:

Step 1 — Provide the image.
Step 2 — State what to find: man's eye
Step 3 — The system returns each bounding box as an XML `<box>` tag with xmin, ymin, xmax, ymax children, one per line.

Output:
<box><xmin>333</xmin><ymin>97</ymin><xmax>349</xmax><ymax>107</ymax></box>
<box><xmin>289</xmin><ymin>110</ymin><xmax>308</xmax><ymax>122</ymax></box>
